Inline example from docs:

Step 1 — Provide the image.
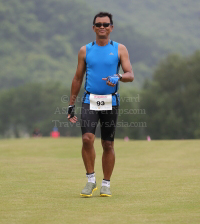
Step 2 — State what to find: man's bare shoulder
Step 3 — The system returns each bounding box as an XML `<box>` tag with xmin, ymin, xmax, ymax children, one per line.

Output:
<box><xmin>79</xmin><ymin>46</ymin><xmax>86</xmax><ymax>54</ymax></box>
<box><xmin>80</xmin><ymin>45</ymin><xmax>86</xmax><ymax>52</ymax></box>
<box><xmin>78</xmin><ymin>46</ymin><xmax>86</xmax><ymax>60</ymax></box>
<box><xmin>118</xmin><ymin>44</ymin><xmax>128</xmax><ymax>53</ymax></box>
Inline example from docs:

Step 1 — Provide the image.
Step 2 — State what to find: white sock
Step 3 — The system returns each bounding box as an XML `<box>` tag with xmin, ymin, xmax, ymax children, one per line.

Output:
<box><xmin>102</xmin><ymin>179</ymin><xmax>110</xmax><ymax>188</ymax></box>
<box><xmin>86</xmin><ymin>172</ymin><xmax>96</xmax><ymax>183</ymax></box>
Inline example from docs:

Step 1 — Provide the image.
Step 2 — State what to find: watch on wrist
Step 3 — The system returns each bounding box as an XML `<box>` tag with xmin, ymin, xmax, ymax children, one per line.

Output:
<box><xmin>118</xmin><ymin>73</ymin><xmax>122</xmax><ymax>80</ymax></box>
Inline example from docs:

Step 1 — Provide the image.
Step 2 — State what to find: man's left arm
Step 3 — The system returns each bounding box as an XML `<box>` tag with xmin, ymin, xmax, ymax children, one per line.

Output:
<box><xmin>118</xmin><ymin>44</ymin><xmax>134</xmax><ymax>82</ymax></box>
<box><xmin>102</xmin><ymin>44</ymin><xmax>134</xmax><ymax>86</ymax></box>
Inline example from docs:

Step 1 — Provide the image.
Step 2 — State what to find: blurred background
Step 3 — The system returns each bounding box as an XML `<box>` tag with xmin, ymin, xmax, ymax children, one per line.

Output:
<box><xmin>0</xmin><ymin>0</ymin><xmax>199</xmax><ymax>139</ymax></box>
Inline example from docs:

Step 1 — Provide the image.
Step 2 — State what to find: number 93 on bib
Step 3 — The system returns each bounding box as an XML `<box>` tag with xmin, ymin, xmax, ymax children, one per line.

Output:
<box><xmin>90</xmin><ymin>94</ymin><xmax>112</xmax><ymax>111</ymax></box>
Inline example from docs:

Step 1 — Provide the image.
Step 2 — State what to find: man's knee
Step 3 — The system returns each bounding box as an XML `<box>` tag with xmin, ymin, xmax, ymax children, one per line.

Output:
<box><xmin>82</xmin><ymin>133</ymin><xmax>95</xmax><ymax>147</ymax></box>
<box><xmin>102</xmin><ymin>140</ymin><xmax>114</xmax><ymax>152</ymax></box>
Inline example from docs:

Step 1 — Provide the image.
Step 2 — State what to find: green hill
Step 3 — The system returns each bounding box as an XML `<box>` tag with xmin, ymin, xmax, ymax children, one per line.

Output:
<box><xmin>0</xmin><ymin>0</ymin><xmax>167</xmax><ymax>89</ymax></box>
<box><xmin>1</xmin><ymin>0</ymin><xmax>199</xmax><ymax>89</ymax></box>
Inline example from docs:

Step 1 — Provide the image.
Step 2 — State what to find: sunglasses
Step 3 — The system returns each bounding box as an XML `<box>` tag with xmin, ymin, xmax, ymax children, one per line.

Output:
<box><xmin>94</xmin><ymin>23</ymin><xmax>111</xmax><ymax>28</ymax></box>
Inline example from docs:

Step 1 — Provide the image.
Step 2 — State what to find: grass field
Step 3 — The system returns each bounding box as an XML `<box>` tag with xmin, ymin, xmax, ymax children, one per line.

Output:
<box><xmin>0</xmin><ymin>138</ymin><xmax>200</xmax><ymax>224</ymax></box>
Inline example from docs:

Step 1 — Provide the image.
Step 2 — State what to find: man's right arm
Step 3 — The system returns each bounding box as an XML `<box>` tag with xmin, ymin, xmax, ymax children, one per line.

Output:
<box><xmin>69</xmin><ymin>46</ymin><xmax>86</xmax><ymax>105</ymax></box>
<box><xmin>68</xmin><ymin>46</ymin><xmax>86</xmax><ymax>122</ymax></box>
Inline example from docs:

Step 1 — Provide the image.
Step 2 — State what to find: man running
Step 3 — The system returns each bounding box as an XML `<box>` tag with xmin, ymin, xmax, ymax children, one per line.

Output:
<box><xmin>68</xmin><ymin>12</ymin><xmax>134</xmax><ymax>197</ymax></box>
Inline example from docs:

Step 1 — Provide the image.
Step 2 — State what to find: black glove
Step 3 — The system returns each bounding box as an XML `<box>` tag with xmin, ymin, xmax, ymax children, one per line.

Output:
<box><xmin>68</xmin><ymin>105</ymin><xmax>75</xmax><ymax>119</ymax></box>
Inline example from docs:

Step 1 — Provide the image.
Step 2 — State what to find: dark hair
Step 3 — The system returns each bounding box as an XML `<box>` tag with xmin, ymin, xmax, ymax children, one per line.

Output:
<box><xmin>93</xmin><ymin>12</ymin><xmax>113</xmax><ymax>25</ymax></box>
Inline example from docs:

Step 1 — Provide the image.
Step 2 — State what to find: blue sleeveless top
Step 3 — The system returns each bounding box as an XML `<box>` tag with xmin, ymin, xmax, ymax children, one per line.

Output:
<box><xmin>82</xmin><ymin>40</ymin><xmax>120</xmax><ymax>106</ymax></box>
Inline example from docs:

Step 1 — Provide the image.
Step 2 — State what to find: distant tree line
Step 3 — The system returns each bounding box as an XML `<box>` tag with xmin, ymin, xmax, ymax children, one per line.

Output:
<box><xmin>141</xmin><ymin>51</ymin><xmax>200</xmax><ymax>139</ymax></box>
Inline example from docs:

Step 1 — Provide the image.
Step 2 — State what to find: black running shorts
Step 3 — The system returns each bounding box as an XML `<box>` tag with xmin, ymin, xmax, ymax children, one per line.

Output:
<box><xmin>81</xmin><ymin>103</ymin><xmax>118</xmax><ymax>141</ymax></box>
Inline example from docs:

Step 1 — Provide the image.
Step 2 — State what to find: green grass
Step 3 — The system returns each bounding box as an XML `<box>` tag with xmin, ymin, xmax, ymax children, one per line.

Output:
<box><xmin>0</xmin><ymin>138</ymin><xmax>200</xmax><ymax>224</ymax></box>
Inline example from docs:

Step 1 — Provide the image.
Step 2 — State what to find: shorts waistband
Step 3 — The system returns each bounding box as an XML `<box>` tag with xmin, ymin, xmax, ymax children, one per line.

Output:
<box><xmin>85</xmin><ymin>90</ymin><xmax>118</xmax><ymax>96</ymax></box>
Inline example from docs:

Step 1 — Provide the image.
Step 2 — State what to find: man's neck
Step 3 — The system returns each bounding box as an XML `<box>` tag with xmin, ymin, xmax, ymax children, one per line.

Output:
<box><xmin>95</xmin><ymin>38</ymin><xmax>110</xmax><ymax>46</ymax></box>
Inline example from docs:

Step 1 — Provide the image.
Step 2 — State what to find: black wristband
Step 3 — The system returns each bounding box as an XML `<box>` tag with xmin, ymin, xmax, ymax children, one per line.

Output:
<box><xmin>68</xmin><ymin>105</ymin><xmax>75</xmax><ymax>118</ymax></box>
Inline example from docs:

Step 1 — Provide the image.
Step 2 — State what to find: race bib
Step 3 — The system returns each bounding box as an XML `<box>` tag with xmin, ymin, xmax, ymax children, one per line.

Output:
<box><xmin>90</xmin><ymin>94</ymin><xmax>112</xmax><ymax>111</ymax></box>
